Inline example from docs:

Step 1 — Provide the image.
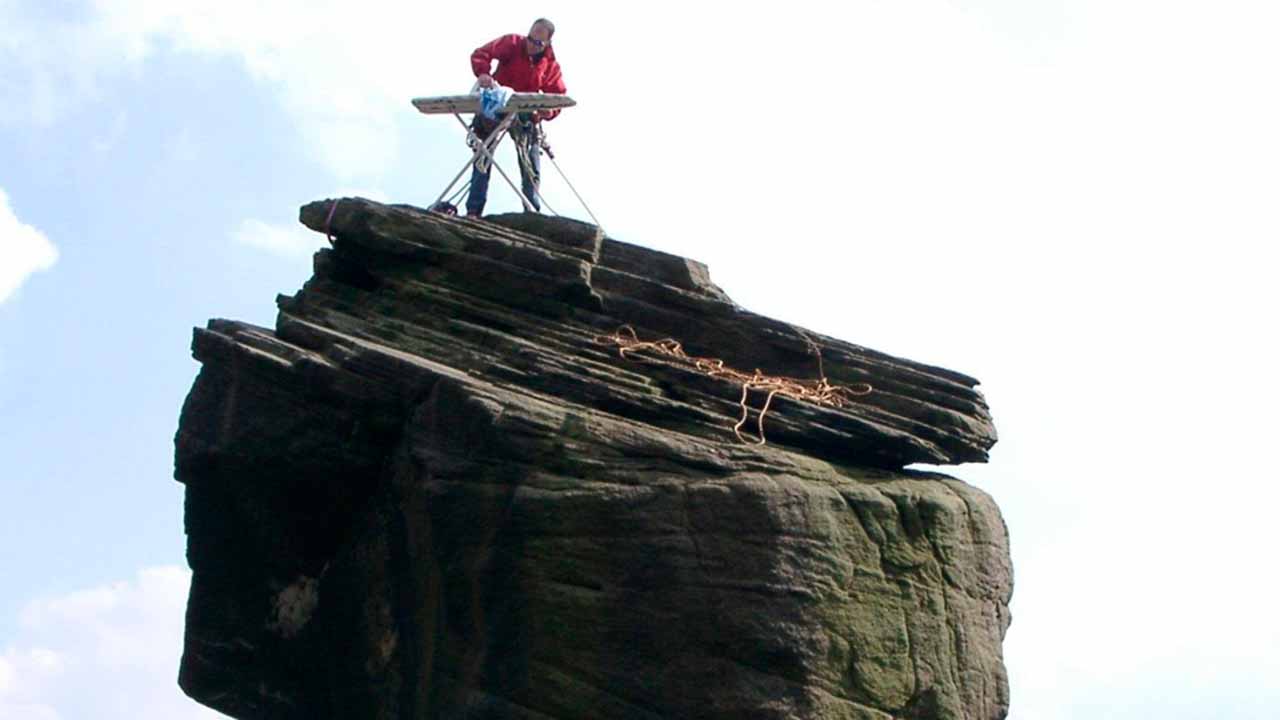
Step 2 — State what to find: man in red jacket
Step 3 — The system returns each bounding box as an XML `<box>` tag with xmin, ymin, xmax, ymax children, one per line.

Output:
<box><xmin>465</xmin><ymin>18</ymin><xmax>566</xmax><ymax>217</ymax></box>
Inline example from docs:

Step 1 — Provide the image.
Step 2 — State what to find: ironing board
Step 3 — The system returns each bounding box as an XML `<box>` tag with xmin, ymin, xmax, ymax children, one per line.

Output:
<box><xmin>412</xmin><ymin>93</ymin><xmax>577</xmax><ymax>212</ymax></box>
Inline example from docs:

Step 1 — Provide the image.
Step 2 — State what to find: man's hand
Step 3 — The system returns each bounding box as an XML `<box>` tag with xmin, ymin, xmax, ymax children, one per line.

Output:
<box><xmin>477</xmin><ymin>73</ymin><xmax>495</xmax><ymax>89</ymax></box>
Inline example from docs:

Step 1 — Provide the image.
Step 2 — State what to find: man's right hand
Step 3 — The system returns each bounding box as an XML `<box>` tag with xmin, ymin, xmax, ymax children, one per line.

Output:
<box><xmin>477</xmin><ymin>74</ymin><xmax>495</xmax><ymax>88</ymax></box>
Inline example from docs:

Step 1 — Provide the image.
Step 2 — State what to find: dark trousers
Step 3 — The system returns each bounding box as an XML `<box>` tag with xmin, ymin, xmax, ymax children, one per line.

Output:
<box><xmin>466</xmin><ymin>114</ymin><xmax>541</xmax><ymax>216</ymax></box>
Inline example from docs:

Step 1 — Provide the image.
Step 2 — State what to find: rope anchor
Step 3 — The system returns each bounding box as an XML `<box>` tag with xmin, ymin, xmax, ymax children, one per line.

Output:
<box><xmin>594</xmin><ymin>325</ymin><xmax>872</xmax><ymax>445</ymax></box>
<box><xmin>323</xmin><ymin>199</ymin><xmax>340</xmax><ymax>244</ymax></box>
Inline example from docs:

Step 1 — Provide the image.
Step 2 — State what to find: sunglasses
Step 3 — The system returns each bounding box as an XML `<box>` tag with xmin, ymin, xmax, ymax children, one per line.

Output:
<box><xmin>526</xmin><ymin>36</ymin><xmax>548</xmax><ymax>48</ymax></box>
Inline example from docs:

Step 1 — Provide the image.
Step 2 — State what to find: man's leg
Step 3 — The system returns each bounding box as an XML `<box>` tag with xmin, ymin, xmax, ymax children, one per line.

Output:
<box><xmin>465</xmin><ymin>161</ymin><xmax>491</xmax><ymax>216</ymax></box>
<box><xmin>465</xmin><ymin>116</ymin><xmax>500</xmax><ymax>216</ymax></box>
<box><xmin>518</xmin><ymin>125</ymin><xmax>543</xmax><ymax>212</ymax></box>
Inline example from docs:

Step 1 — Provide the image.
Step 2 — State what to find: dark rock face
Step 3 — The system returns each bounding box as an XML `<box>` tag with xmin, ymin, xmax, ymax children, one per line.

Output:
<box><xmin>174</xmin><ymin>198</ymin><xmax>1012</xmax><ymax>720</ymax></box>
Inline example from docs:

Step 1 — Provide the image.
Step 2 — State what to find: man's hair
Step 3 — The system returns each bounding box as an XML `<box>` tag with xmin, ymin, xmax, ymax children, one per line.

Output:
<box><xmin>531</xmin><ymin>18</ymin><xmax>556</xmax><ymax>38</ymax></box>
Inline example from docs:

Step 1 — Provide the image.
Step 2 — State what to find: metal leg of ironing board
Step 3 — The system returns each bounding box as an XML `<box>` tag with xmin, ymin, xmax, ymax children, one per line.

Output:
<box><xmin>451</xmin><ymin>113</ymin><xmax>538</xmax><ymax>213</ymax></box>
<box><xmin>432</xmin><ymin>113</ymin><xmax>518</xmax><ymax>208</ymax></box>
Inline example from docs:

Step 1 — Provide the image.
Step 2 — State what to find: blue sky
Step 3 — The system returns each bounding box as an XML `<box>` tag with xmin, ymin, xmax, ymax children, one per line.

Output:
<box><xmin>2</xmin><ymin>1</ymin><xmax>1278</xmax><ymax>718</ymax></box>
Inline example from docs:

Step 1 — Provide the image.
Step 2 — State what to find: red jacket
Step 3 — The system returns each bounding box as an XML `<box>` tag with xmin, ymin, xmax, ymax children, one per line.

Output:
<box><xmin>471</xmin><ymin>34</ymin><xmax>567</xmax><ymax>120</ymax></box>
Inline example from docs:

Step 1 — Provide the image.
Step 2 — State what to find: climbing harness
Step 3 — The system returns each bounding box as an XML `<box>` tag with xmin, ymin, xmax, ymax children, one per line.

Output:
<box><xmin>509</xmin><ymin>119</ymin><xmax>561</xmax><ymax>217</ymax></box>
<box><xmin>594</xmin><ymin>325</ymin><xmax>873</xmax><ymax>445</ymax></box>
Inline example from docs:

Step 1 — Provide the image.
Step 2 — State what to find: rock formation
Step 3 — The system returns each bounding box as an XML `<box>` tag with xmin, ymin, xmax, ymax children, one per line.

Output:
<box><xmin>174</xmin><ymin>198</ymin><xmax>1013</xmax><ymax>719</ymax></box>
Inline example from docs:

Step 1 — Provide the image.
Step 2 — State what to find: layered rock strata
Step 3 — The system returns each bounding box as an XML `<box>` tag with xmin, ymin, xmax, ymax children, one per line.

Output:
<box><xmin>174</xmin><ymin>198</ymin><xmax>1012</xmax><ymax>720</ymax></box>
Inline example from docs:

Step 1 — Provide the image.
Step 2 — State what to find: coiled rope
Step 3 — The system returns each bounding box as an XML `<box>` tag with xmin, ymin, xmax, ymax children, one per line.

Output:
<box><xmin>594</xmin><ymin>325</ymin><xmax>872</xmax><ymax>445</ymax></box>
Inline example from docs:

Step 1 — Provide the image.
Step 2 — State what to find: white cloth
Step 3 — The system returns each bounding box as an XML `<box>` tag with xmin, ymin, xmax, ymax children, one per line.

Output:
<box><xmin>477</xmin><ymin>84</ymin><xmax>513</xmax><ymax>120</ymax></box>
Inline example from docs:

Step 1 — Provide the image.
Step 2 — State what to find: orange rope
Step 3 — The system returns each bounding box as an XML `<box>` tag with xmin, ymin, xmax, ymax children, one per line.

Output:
<box><xmin>593</xmin><ymin>325</ymin><xmax>872</xmax><ymax>445</ymax></box>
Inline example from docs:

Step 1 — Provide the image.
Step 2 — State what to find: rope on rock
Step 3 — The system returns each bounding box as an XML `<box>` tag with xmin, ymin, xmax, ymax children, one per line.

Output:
<box><xmin>323</xmin><ymin>199</ymin><xmax>340</xmax><ymax>244</ymax></box>
<box><xmin>593</xmin><ymin>325</ymin><xmax>873</xmax><ymax>445</ymax></box>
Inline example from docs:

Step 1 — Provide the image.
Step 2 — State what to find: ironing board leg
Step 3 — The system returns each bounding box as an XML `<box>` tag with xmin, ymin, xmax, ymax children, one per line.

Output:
<box><xmin>451</xmin><ymin>114</ymin><xmax>538</xmax><ymax>213</ymax></box>
<box><xmin>433</xmin><ymin>113</ymin><xmax>518</xmax><ymax>208</ymax></box>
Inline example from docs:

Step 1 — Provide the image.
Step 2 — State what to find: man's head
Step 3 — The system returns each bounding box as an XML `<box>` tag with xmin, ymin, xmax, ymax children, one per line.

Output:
<box><xmin>525</xmin><ymin>18</ymin><xmax>555</xmax><ymax>56</ymax></box>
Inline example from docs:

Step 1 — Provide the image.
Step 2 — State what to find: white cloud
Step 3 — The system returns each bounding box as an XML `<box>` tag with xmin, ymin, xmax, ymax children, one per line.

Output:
<box><xmin>0</xmin><ymin>648</ymin><xmax>63</xmax><ymax>720</ymax></box>
<box><xmin>1</xmin><ymin>1</ymin><xmax>482</xmax><ymax>179</ymax></box>
<box><xmin>0</xmin><ymin>187</ymin><xmax>58</xmax><ymax>304</ymax></box>
<box><xmin>0</xmin><ymin>566</ymin><xmax>223</xmax><ymax>720</ymax></box>
<box><xmin>233</xmin><ymin>218</ymin><xmax>327</xmax><ymax>260</ymax></box>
